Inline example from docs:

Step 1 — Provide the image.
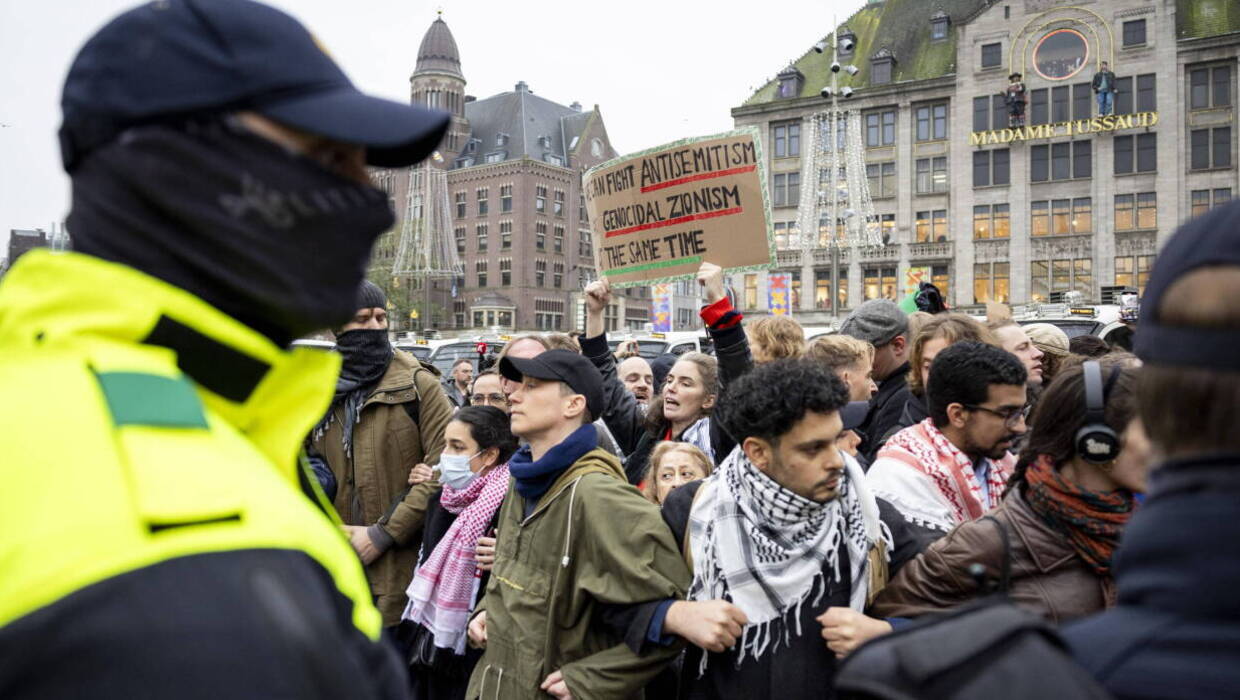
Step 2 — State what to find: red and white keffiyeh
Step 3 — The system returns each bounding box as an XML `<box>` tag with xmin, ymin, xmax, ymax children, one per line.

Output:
<box><xmin>875</xmin><ymin>419</ymin><xmax>1013</xmax><ymax>530</ymax></box>
<box><xmin>402</xmin><ymin>463</ymin><xmax>509</xmax><ymax>654</ymax></box>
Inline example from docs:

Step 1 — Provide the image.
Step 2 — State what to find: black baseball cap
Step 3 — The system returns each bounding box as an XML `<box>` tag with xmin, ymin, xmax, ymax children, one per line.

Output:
<box><xmin>60</xmin><ymin>0</ymin><xmax>450</xmax><ymax>171</ymax></box>
<box><xmin>499</xmin><ymin>350</ymin><xmax>604</xmax><ymax>421</ymax></box>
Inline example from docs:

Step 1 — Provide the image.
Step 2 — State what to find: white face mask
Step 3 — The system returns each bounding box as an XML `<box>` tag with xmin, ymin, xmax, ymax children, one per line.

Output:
<box><xmin>439</xmin><ymin>450</ymin><xmax>483</xmax><ymax>490</ymax></box>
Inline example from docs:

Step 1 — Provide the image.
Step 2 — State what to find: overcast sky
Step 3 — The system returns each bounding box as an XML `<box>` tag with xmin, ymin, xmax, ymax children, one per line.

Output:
<box><xmin>0</xmin><ymin>0</ymin><xmax>862</xmax><ymax>248</ymax></box>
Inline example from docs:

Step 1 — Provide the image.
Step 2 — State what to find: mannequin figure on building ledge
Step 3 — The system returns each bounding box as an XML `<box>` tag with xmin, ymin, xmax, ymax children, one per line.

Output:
<box><xmin>1093</xmin><ymin>61</ymin><xmax>1118</xmax><ymax>116</ymax></box>
<box><xmin>1005</xmin><ymin>72</ymin><xmax>1027</xmax><ymax>127</ymax></box>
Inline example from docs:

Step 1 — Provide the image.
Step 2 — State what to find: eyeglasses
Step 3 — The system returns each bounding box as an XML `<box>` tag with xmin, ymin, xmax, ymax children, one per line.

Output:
<box><xmin>962</xmin><ymin>404</ymin><xmax>1026</xmax><ymax>427</ymax></box>
<box><xmin>471</xmin><ymin>393</ymin><xmax>509</xmax><ymax>406</ymax></box>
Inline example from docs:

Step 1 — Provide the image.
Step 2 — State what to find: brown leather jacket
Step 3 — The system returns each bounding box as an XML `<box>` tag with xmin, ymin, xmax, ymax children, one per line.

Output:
<box><xmin>312</xmin><ymin>350</ymin><xmax>453</xmax><ymax>627</ymax></box>
<box><xmin>871</xmin><ymin>489</ymin><xmax>1115</xmax><ymax>624</ymax></box>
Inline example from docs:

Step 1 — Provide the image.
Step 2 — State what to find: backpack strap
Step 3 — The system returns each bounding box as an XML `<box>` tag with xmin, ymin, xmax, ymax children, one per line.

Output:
<box><xmin>401</xmin><ymin>398</ymin><xmax>421</xmax><ymax>429</ymax></box>
<box><xmin>399</xmin><ymin>363</ymin><xmax>431</xmax><ymax>430</ymax></box>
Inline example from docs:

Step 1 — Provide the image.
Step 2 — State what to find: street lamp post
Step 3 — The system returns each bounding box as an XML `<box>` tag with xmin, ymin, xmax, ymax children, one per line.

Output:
<box><xmin>796</xmin><ymin>19</ymin><xmax>877</xmax><ymax>322</ymax></box>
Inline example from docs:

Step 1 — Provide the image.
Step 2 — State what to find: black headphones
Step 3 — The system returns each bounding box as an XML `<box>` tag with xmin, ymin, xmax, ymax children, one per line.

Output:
<box><xmin>1075</xmin><ymin>361</ymin><xmax>1121</xmax><ymax>464</ymax></box>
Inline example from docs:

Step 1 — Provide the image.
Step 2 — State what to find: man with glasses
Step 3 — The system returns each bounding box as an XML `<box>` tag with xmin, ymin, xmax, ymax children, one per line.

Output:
<box><xmin>469</xmin><ymin>369</ymin><xmax>510</xmax><ymax>413</ymax></box>
<box><xmin>866</xmin><ymin>342</ymin><xmax>1028</xmax><ymax>547</ymax></box>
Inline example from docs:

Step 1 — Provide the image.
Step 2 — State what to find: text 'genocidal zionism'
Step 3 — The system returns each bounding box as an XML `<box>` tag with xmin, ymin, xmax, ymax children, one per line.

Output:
<box><xmin>587</xmin><ymin>141</ymin><xmax>756</xmax><ymax>224</ymax></box>
<box><xmin>580</xmin><ymin>131</ymin><xmax>773</xmax><ymax>283</ymax></box>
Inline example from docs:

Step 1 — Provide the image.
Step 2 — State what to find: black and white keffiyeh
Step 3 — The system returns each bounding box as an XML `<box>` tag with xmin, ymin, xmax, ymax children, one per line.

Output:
<box><xmin>687</xmin><ymin>446</ymin><xmax>888</xmax><ymax>667</ymax></box>
<box><xmin>679</xmin><ymin>416</ymin><xmax>715</xmax><ymax>463</ymax></box>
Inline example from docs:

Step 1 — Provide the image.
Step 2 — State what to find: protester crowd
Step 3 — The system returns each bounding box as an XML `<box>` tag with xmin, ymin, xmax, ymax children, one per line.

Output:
<box><xmin>3</xmin><ymin>2</ymin><xmax>1239</xmax><ymax>699</ymax></box>
<box><xmin>289</xmin><ymin>255</ymin><xmax>1217</xmax><ymax>699</ymax></box>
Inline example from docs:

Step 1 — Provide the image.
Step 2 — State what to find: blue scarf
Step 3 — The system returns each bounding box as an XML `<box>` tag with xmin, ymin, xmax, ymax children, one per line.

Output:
<box><xmin>509</xmin><ymin>424</ymin><xmax>599</xmax><ymax>501</ymax></box>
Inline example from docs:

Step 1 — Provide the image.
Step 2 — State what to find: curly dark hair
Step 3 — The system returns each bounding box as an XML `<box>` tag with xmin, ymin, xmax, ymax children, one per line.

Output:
<box><xmin>715</xmin><ymin>358</ymin><xmax>848</xmax><ymax>446</ymax></box>
<box><xmin>927</xmin><ymin>341</ymin><xmax>1028</xmax><ymax>428</ymax></box>
<box><xmin>451</xmin><ymin>405</ymin><xmax>519</xmax><ymax>465</ymax></box>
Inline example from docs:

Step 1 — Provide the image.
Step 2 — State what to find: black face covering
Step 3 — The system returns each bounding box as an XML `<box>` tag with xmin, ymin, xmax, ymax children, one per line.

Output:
<box><xmin>67</xmin><ymin>120</ymin><xmax>395</xmax><ymax>346</ymax></box>
<box><xmin>333</xmin><ymin>329</ymin><xmax>394</xmax><ymax>397</ymax></box>
<box><xmin>312</xmin><ymin>328</ymin><xmax>393</xmax><ymax>459</ymax></box>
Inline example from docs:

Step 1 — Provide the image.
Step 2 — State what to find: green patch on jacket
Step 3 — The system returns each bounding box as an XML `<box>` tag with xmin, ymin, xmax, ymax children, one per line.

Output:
<box><xmin>95</xmin><ymin>371</ymin><xmax>208</xmax><ymax>429</ymax></box>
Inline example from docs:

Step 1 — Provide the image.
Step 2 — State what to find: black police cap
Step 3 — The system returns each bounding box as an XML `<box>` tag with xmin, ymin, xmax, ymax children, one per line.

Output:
<box><xmin>59</xmin><ymin>0</ymin><xmax>449</xmax><ymax>171</ymax></box>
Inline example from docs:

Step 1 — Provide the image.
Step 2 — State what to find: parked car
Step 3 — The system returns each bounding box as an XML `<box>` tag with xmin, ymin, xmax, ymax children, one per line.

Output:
<box><xmin>429</xmin><ymin>338</ymin><xmax>508</xmax><ymax>375</ymax></box>
<box><xmin>392</xmin><ymin>337</ymin><xmax>435</xmax><ymax>361</ymax></box>
<box><xmin>608</xmin><ymin>331</ymin><xmax>712</xmax><ymax>358</ymax></box>
<box><xmin>1014</xmin><ymin>304</ymin><xmax>1134</xmax><ymax>350</ymax></box>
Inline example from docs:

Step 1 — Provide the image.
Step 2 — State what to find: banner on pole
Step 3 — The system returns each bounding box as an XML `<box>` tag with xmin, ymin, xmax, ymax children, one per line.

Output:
<box><xmin>583</xmin><ymin>127</ymin><xmax>775</xmax><ymax>288</ymax></box>
<box><xmin>767</xmin><ymin>273</ymin><xmax>791</xmax><ymax>315</ymax></box>
<box><xmin>652</xmin><ymin>284</ymin><xmax>673</xmax><ymax>332</ymax></box>
<box><xmin>905</xmin><ymin>266</ymin><xmax>931</xmax><ymax>296</ymax></box>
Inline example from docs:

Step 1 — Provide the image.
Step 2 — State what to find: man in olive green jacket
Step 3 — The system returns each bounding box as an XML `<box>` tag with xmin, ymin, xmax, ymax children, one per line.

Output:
<box><xmin>466</xmin><ymin>350</ymin><xmax>690</xmax><ymax>699</ymax></box>
<box><xmin>312</xmin><ymin>290</ymin><xmax>454</xmax><ymax>629</ymax></box>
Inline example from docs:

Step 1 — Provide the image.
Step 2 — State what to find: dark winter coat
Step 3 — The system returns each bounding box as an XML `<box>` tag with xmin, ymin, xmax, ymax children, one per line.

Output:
<box><xmin>406</xmin><ymin>490</ymin><xmax>498</xmax><ymax>700</ymax></box>
<box><xmin>859</xmin><ymin>363</ymin><xmax>913</xmax><ymax>463</ymax></box>
<box><xmin>875</xmin><ymin>392</ymin><xmax>930</xmax><ymax>454</ymax></box>
<box><xmin>1064</xmin><ymin>455</ymin><xmax>1240</xmax><ymax>699</ymax></box>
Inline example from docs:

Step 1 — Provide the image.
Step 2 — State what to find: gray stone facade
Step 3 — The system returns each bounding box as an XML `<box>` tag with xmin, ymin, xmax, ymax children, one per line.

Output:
<box><xmin>731</xmin><ymin>0</ymin><xmax>1239</xmax><ymax>321</ymax></box>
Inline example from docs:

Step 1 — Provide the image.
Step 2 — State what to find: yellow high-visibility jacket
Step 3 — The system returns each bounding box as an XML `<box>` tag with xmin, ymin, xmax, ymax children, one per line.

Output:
<box><xmin>0</xmin><ymin>250</ymin><xmax>403</xmax><ymax>698</ymax></box>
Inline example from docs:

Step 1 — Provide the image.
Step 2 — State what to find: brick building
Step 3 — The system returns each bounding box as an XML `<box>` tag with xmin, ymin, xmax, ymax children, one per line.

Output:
<box><xmin>371</xmin><ymin>16</ymin><xmax>652</xmax><ymax>333</ymax></box>
<box><xmin>730</xmin><ymin>0</ymin><xmax>1239</xmax><ymax>322</ymax></box>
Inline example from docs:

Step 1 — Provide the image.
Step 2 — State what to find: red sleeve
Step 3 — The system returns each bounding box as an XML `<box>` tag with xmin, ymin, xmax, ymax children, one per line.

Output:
<box><xmin>700</xmin><ymin>296</ymin><xmax>743</xmax><ymax>330</ymax></box>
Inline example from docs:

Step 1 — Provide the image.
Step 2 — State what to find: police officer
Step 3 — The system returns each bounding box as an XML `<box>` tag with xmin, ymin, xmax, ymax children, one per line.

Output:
<box><xmin>0</xmin><ymin>1</ymin><xmax>448</xmax><ymax>697</ymax></box>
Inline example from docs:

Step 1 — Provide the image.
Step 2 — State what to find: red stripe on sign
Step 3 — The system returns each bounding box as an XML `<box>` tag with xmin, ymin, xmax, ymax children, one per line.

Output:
<box><xmin>604</xmin><ymin>207</ymin><xmax>744</xmax><ymax>238</ymax></box>
<box><xmin>639</xmin><ymin>165</ymin><xmax>757</xmax><ymax>193</ymax></box>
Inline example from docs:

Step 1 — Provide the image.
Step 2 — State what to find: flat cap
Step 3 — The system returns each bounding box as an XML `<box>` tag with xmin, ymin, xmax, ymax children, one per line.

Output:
<box><xmin>839</xmin><ymin>299</ymin><xmax>908</xmax><ymax>346</ymax></box>
<box><xmin>1023</xmin><ymin>323</ymin><xmax>1069</xmax><ymax>357</ymax></box>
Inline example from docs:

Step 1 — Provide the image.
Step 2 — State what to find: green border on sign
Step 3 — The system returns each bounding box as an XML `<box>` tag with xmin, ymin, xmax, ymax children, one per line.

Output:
<box><xmin>582</xmin><ymin>126</ymin><xmax>777</xmax><ymax>289</ymax></box>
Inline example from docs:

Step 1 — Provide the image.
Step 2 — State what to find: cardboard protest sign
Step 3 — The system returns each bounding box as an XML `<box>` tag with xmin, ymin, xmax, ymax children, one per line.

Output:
<box><xmin>582</xmin><ymin>127</ymin><xmax>774</xmax><ymax>288</ymax></box>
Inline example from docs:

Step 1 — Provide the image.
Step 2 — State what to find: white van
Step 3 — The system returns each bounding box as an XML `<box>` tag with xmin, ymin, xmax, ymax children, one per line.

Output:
<box><xmin>609</xmin><ymin>331</ymin><xmax>712</xmax><ymax>358</ymax></box>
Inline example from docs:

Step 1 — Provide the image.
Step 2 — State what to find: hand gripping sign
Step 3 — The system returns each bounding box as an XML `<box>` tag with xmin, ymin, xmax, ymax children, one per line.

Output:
<box><xmin>582</xmin><ymin>127</ymin><xmax>776</xmax><ymax>288</ymax></box>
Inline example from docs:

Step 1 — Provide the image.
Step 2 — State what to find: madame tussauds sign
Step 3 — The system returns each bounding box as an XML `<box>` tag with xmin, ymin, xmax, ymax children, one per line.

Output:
<box><xmin>969</xmin><ymin>111</ymin><xmax>1159</xmax><ymax>146</ymax></box>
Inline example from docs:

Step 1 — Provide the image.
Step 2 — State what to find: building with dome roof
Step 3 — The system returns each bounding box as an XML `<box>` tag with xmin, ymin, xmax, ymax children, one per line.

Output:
<box><xmin>370</xmin><ymin>15</ymin><xmax>654</xmax><ymax>334</ymax></box>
